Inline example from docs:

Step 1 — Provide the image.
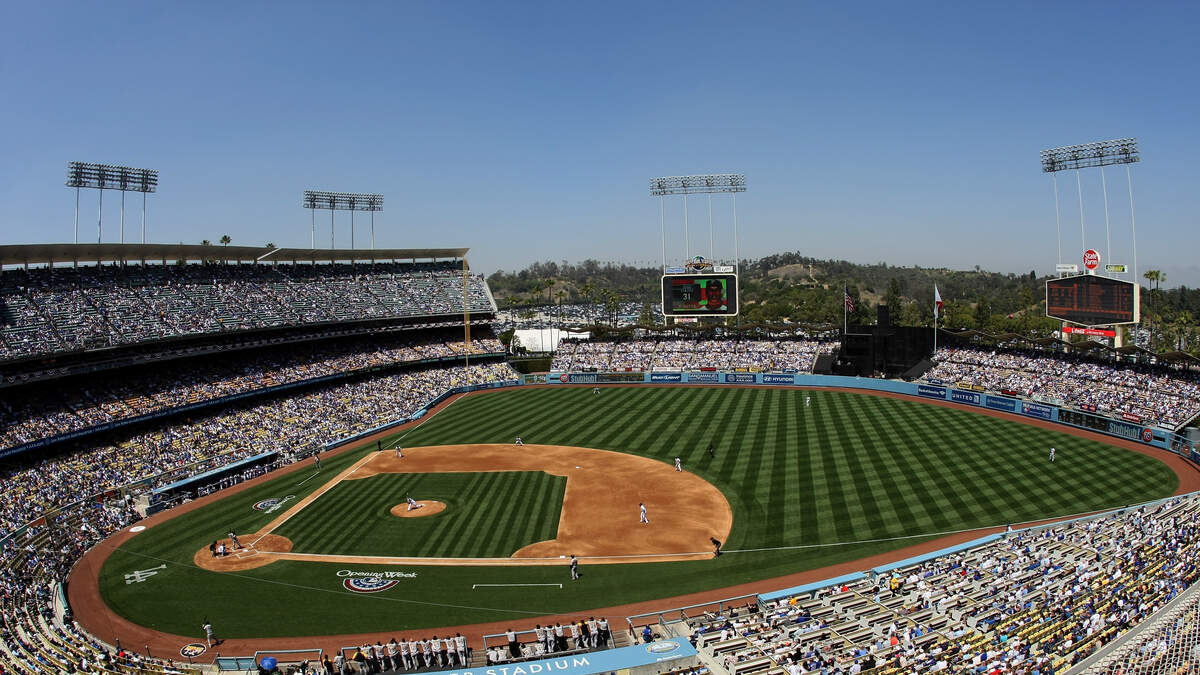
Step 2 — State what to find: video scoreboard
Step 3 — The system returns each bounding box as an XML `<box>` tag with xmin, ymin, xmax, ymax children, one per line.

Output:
<box><xmin>1045</xmin><ymin>274</ymin><xmax>1139</xmax><ymax>326</ymax></box>
<box><xmin>661</xmin><ymin>273</ymin><xmax>739</xmax><ymax>317</ymax></box>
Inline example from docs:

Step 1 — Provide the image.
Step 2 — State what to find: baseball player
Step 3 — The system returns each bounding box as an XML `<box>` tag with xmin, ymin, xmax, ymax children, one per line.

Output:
<box><xmin>454</xmin><ymin>634</ymin><xmax>467</xmax><ymax>667</ymax></box>
<box><xmin>228</xmin><ymin>530</ymin><xmax>241</xmax><ymax>549</ymax></box>
<box><xmin>593</xmin><ymin>386</ymin><xmax>599</xmax><ymax>394</ymax></box>
<box><xmin>674</xmin><ymin>457</ymin><xmax>682</xmax><ymax>472</ymax></box>
<box><xmin>570</xmin><ymin>554</ymin><xmax>580</xmax><ymax>580</ymax></box>
<box><xmin>639</xmin><ymin>502</ymin><xmax>649</xmax><ymax>524</ymax></box>
<box><xmin>707</xmin><ymin>442</ymin><xmax>714</xmax><ymax>459</ymax></box>
<box><xmin>1050</xmin><ymin>447</ymin><xmax>1056</xmax><ymax>462</ymax></box>
<box><xmin>203</xmin><ymin>620</ymin><xmax>216</xmax><ymax>648</ymax></box>
<box><xmin>313</xmin><ymin>451</ymin><xmax>322</xmax><ymax>470</ymax></box>
<box><xmin>406</xmin><ymin>496</ymin><xmax>424</xmax><ymax>511</ymax></box>
<box><xmin>395</xmin><ymin>445</ymin><xmax>403</xmax><ymax>459</ymax></box>
<box><xmin>515</xmin><ymin>436</ymin><xmax>524</xmax><ymax>446</ymax></box>
<box><xmin>805</xmin><ymin>395</ymin><xmax>811</xmax><ymax>407</ymax></box>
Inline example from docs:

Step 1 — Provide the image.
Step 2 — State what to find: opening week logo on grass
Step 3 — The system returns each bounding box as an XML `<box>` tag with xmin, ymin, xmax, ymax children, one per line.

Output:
<box><xmin>339</xmin><ymin>569</ymin><xmax>418</xmax><ymax>593</ymax></box>
<box><xmin>252</xmin><ymin>495</ymin><xmax>295</xmax><ymax>513</ymax></box>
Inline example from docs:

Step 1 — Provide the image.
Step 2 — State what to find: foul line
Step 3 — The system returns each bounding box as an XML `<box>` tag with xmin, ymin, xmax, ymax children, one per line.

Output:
<box><xmin>473</xmin><ymin>583</ymin><xmax>562</xmax><ymax>589</ymax></box>
<box><xmin>253</xmin><ymin>452</ymin><xmax>379</xmax><ymax>545</ymax></box>
<box><xmin>296</xmin><ymin>471</ymin><xmax>322</xmax><ymax>487</ymax></box>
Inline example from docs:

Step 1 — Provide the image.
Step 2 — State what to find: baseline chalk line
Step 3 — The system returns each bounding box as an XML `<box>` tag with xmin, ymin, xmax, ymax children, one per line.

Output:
<box><xmin>472</xmin><ymin>583</ymin><xmax>562</xmax><ymax>589</ymax></box>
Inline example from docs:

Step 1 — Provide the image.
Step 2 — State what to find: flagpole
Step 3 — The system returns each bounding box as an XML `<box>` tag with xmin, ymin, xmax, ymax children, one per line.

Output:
<box><xmin>843</xmin><ymin>285</ymin><xmax>848</xmax><ymax>335</ymax></box>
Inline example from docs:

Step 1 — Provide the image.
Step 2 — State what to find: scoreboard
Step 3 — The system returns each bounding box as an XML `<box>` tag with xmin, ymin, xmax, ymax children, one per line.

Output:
<box><xmin>661</xmin><ymin>273</ymin><xmax>739</xmax><ymax>317</ymax></box>
<box><xmin>1045</xmin><ymin>274</ymin><xmax>1139</xmax><ymax>326</ymax></box>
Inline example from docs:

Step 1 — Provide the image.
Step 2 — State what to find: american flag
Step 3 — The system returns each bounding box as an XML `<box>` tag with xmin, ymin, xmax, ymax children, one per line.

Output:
<box><xmin>844</xmin><ymin>287</ymin><xmax>854</xmax><ymax>312</ymax></box>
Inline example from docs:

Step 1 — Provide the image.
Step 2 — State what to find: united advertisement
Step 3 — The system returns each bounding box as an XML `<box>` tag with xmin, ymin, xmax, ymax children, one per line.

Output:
<box><xmin>949</xmin><ymin>390</ymin><xmax>981</xmax><ymax>406</ymax></box>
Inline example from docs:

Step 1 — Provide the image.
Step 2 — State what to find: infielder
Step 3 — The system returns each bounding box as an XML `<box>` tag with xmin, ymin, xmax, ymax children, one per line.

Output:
<box><xmin>570</xmin><ymin>554</ymin><xmax>580</xmax><ymax>580</ymax></box>
<box><xmin>395</xmin><ymin>445</ymin><xmax>403</xmax><ymax>459</ymax></box>
<box><xmin>674</xmin><ymin>457</ymin><xmax>682</xmax><ymax>472</ymax></box>
<box><xmin>515</xmin><ymin>436</ymin><xmax>524</xmax><ymax>446</ymax></box>
<box><xmin>639</xmin><ymin>502</ymin><xmax>649</xmax><ymax>524</ymax></box>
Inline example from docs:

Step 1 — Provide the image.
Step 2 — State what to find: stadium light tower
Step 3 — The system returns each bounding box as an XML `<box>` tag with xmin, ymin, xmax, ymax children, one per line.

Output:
<box><xmin>302</xmin><ymin>190</ymin><xmax>384</xmax><ymax>249</ymax></box>
<box><xmin>650</xmin><ymin>174</ymin><xmax>746</xmax><ymax>273</ymax></box>
<box><xmin>66</xmin><ymin>162</ymin><xmax>158</xmax><ymax>244</ymax></box>
<box><xmin>1040</xmin><ymin>138</ymin><xmax>1140</xmax><ymax>280</ymax></box>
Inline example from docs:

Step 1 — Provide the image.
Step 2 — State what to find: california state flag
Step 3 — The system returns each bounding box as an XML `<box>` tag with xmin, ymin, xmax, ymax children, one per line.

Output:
<box><xmin>934</xmin><ymin>285</ymin><xmax>943</xmax><ymax>319</ymax></box>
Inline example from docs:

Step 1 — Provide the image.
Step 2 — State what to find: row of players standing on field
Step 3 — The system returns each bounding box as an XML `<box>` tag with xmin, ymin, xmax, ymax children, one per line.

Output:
<box><xmin>333</xmin><ymin>634</ymin><xmax>469</xmax><ymax>674</ymax></box>
<box><xmin>498</xmin><ymin>618</ymin><xmax>613</xmax><ymax>663</ymax></box>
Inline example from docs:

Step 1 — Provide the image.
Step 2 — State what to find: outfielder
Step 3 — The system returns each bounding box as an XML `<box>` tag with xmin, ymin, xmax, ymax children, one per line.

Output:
<box><xmin>1050</xmin><ymin>447</ymin><xmax>1056</xmax><ymax>462</ymax></box>
<box><xmin>674</xmin><ymin>457</ymin><xmax>682</xmax><ymax>472</ymax></box>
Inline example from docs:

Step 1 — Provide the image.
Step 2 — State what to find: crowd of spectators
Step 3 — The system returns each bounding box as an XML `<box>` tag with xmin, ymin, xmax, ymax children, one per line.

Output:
<box><xmin>0</xmin><ymin>360</ymin><xmax>518</xmax><ymax>544</ymax></box>
<box><xmin>690</xmin><ymin>494</ymin><xmax>1200</xmax><ymax>674</ymax></box>
<box><xmin>0</xmin><ymin>332</ymin><xmax>504</xmax><ymax>451</ymax></box>
<box><xmin>0</xmin><ymin>262</ymin><xmax>495</xmax><ymax>361</ymax></box>
<box><xmin>552</xmin><ymin>339</ymin><xmax>837</xmax><ymax>372</ymax></box>
<box><xmin>924</xmin><ymin>346</ymin><xmax>1200</xmax><ymax>427</ymax></box>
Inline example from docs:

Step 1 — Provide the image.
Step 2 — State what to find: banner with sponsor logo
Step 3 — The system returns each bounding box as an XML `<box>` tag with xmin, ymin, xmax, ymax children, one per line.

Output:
<box><xmin>1021</xmin><ymin>401</ymin><xmax>1054</xmax><ymax>420</ymax></box>
<box><xmin>650</xmin><ymin>373</ymin><xmax>682</xmax><ymax>383</ymax></box>
<box><xmin>1120</xmin><ymin>412</ymin><xmax>1142</xmax><ymax>423</ymax></box>
<box><xmin>763</xmin><ymin>373</ymin><xmax>796</xmax><ymax>385</ymax></box>
<box><xmin>917</xmin><ymin>384</ymin><xmax>947</xmax><ymax>400</ymax></box>
<box><xmin>950</xmin><ymin>389</ymin><xmax>981</xmax><ymax>406</ymax></box>
<box><xmin>725</xmin><ymin>373</ymin><xmax>756</xmax><ymax>384</ymax></box>
<box><xmin>984</xmin><ymin>395</ymin><xmax>1017</xmax><ymax>413</ymax></box>
<box><xmin>688</xmin><ymin>372</ymin><xmax>720</xmax><ymax>383</ymax></box>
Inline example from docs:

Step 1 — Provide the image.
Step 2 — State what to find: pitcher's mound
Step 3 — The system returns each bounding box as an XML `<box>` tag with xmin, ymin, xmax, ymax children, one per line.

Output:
<box><xmin>390</xmin><ymin>501</ymin><xmax>446</xmax><ymax>518</ymax></box>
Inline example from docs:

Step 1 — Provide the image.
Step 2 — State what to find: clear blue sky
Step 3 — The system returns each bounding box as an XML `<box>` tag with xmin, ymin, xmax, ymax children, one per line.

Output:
<box><xmin>2</xmin><ymin>2</ymin><xmax>1197</xmax><ymax>284</ymax></box>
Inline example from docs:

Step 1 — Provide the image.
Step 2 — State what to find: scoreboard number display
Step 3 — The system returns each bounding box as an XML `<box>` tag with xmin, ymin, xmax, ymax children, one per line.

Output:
<box><xmin>1045</xmin><ymin>274</ymin><xmax>1139</xmax><ymax>326</ymax></box>
<box><xmin>661</xmin><ymin>273</ymin><xmax>739</xmax><ymax>317</ymax></box>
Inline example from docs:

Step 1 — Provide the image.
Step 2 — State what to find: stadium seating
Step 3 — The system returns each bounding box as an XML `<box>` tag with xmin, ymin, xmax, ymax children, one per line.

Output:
<box><xmin>551</xmin><ymin>339</ymin><xmax>837</xmax><ymax>373</ymax></box>
<box><xmin>0</xmin><ymin>263</ymin><xmax>495</xmax><ymax>361</ymax></box>
<box><xmin>925</xmin><ymin>346</ymin><xmax>1200</xmax><ymax>427</ymax></box>
<box><xmin>685</xmin><ymin>495</ymin><xmax>1200</xmax><ymax>674</ymax></box>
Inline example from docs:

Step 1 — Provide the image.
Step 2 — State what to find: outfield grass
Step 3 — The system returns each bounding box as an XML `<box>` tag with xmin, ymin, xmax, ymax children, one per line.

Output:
<box><xmin>277</xmin><ymin>471</ymin><xmax>566</xmax><ymax>557</ymax></box>
<box><xmin>98</xmin><ymin>386</ymin><xmax>1178</xmax><ymax>639</ymax></box>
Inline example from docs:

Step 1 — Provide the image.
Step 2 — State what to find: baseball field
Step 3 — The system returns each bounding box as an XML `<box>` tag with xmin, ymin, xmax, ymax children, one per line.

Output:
<box><xmin>88</xmin><ymin>385</ymin><xmax>1180</xmax><ymax>646</ymax></box>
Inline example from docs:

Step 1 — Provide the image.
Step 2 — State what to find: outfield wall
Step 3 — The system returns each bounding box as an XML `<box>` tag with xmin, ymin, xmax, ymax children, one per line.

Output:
<box><xmin>541</xmin><ymin>371</ymin><xmax>1200</xmax><ymax>463</ymax></box>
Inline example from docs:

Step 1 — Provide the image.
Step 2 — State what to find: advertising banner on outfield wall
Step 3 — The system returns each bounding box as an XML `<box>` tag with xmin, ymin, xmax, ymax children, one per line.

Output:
<box><xmin>917</xmin><ymin>384</ymin><xmax>947</xmax><ymax>399</ymax></box>
<box><xmin>950</xmin><ymin>389</ymin><xmax>981</xmax><ymax>406</ymax></box>
<box><xmin>763</xmin><ymin>373</ymin><xmax>796</xmax><ymax>385</ymax></box>
<box><xmin>984</xmin><ymin>395</ymin><xmax>1017</xmax><ymax>413</ymax></box>
<box><xmin>1021</xmin><ymin>402</ymin><xmax>1054</xmax><ymax>420</ymax></box>
<box><xmin>688</xmin><ymin>372</ymin><xmax>720</xmax><ymax>383</ymax></box>
<box><xmin>725</xmin><ymin>373</ymin><xmax>756</xmax><ymax>384</ymax></box>
<box><xmin>650</xmin><ymin>373</ymin><xmax>683</xmax><ymax>382</ymax></box>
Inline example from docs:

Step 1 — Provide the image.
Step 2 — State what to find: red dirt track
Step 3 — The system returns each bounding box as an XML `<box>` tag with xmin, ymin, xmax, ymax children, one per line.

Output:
<box><xmin>69</xmin><ymin>384</ymin><xmax>1200</xmax><ymax>659</ymax></box>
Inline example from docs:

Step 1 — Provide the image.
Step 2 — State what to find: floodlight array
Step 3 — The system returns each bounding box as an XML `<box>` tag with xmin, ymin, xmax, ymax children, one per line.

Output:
<box><xmin>1041</xmin><ymin>138</ymin><xmax>1139</xmax><ymax>173</ymax></box>
<box><xmin>65</xmin><ymin>162</ymin><xmax>158</xmax><ymax>192</ymax></box>
<box><xmin>302</xmin><ymin>190</ymin><xmax>384</xmax><ymax>211</ymax></box>
<box><xmin>650</xmin><ymin>174</ymin><xmax>747</xmax><ymax>196</ymax></box>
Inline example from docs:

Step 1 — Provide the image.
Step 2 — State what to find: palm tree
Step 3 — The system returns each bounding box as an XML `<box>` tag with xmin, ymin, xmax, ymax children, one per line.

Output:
<box><xmin>220</xmin><ymin>235</ymin><xmax>232</xmax><ymax>247</ymax></box>
<box><xmin>580</xmin><ymin>282</ymin><xmax>596</xmax><ymax>325</ymax></box>
<box><xmin>201</xmin><ymin>239</ymin><xmax>212</xmax><ymax>246</ymax></box>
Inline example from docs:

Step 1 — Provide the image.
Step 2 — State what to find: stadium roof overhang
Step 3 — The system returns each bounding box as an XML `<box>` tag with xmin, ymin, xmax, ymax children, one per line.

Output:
<box><xmin>0</xmin><ymin>243</ymin><xmax>470</xmax><ymax>266</ymax></box>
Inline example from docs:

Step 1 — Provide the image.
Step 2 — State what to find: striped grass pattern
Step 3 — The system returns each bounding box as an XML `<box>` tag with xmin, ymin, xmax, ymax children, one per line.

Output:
<box><xmin>276</xmin><ymin>471</ymin><xmax>565</xmax><ymax>557</ymax></box>
<box><xmin>394</xmin><ymin>387</ymin><xmax>1177</xmax><ymax>549</ymax></box>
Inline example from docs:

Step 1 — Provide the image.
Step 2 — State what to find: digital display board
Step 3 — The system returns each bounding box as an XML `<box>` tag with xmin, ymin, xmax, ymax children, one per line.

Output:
<box><xmin>1046</xmin><ymin>274</ymin><xmax>1139</xmax><ymax>326</ymax></box>
<box><xmin>661</xmin><ymin>274</ymin><xmax>738</xmax><ymax>316</ymax></box>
